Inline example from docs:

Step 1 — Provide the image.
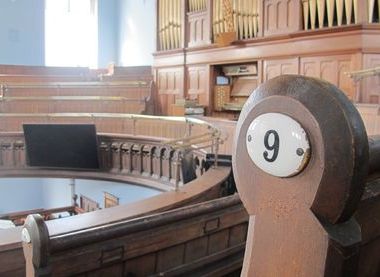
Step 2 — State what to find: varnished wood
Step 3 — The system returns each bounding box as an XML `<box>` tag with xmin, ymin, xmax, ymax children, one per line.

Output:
<box><xmin>233</xmin><ymin>75</ymin><xmax>380</xmax><ymax>276</ymax></box>
<box><xmin>22</xmin><ymin>194</ymin><xmax>247</xmax><ymax>276</ymax></box>
<box><xmin>154</xmin><ymin>0</ymin><xmax>380</xmax><ymax>115</ymax></box>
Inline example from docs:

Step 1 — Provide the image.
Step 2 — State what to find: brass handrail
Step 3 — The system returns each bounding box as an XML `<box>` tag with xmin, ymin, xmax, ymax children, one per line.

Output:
<box><xmin>0</xmin><ymin>80</ymin><xmax>149</xmax><ymax>89</ymax></box>
<box><xmin>0</xmin><ymin>96</ymin><xmax>147</xmax><ymax>102</ymax></box>
<box><xmin>0</xmin><ymin>112</ymin><xmax>222</xmax><ymax>159</ymax></box>
<box><xmin>345</xmin><ymin>67</ymin><xmax>380</xmax><ymax>81</ymax></box>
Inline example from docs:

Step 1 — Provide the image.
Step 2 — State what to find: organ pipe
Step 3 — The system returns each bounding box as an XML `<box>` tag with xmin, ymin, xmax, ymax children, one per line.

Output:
<box><xmin>212</xmin><ymin>0</ymin><xmax>259</xmax><ymax>41</ymax></box>
<box><xmin>303</xmin><ymin>0</ymin><xmax>379</xmax><ymax>30</ymax></box>
<box><xmin>158</xmin><ymin>0</ymin><xmax>181</xmax><ymax>51</ymax></box>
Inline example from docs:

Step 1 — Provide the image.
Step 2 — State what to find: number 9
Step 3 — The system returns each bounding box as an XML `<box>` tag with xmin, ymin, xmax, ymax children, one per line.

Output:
<box><xmin>263</xmin><ymin>130</ymin><xmax>279</xmax><ymax>162</ymax></box>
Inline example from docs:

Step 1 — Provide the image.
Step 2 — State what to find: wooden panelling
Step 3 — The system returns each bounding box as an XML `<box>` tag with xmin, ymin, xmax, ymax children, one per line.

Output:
<box><xmin>263</xmin><ymin>0</ymin><xmax>302</xmax><ymax>36</ymax></box>
<box><xmin>23</xmin><ymin>195</ymin><xmax>247</xmax><ymax>276</ymax></box>
<box><xmin>356</xmin><ymin>104</ymin><xmax>380</xmax><ymax>135</ymax></box>
<box><xmin>188</xmin><ymin>10</ymin><xmax>211</xmax><ymax>47</ymax></box>
<box><xmin>0</xmin><ymin>246</ymin><xmax>25</xmax><ymax>277</ymax></box>
<box><xmin>200</xmin><ymin>116</ymin><xmax>237</xmax><ymax>155</ymax></box>
<box><xmin>156</xmin><ymin>67</ymin><xmax>184</xmax><ymax>115</ymax></box>
<box><xmin>300</xmin><ymin>54</ymin><xmax>356</xmax><ymax>99</ymax></box>
<box><xmin>263</xmin><ymin>58</ymin><xmax>299</xmax><ymax>81</ymax></box>
<box><xmin>0</xmin><ymin>65</ymin><xmax>91</xmax><ymax>76</ymax></box>
<box><xmin>158</xmin><ymin>67</ymin><xmax>184</xmax><ymax>94</ymax></box>
<box><xmin>362</xmin><ymin>54</ymin><xmax>380</xmax><ymax>103</ymax></box>
<box><xmin>187</xmin><ymin>65</ymin><xmax>209</xmax><ymax>107</ymax></box>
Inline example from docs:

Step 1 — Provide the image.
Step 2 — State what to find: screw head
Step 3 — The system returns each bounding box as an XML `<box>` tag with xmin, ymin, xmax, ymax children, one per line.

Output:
<box><xmin>296</xmin><ymin>148</ymin><xmax>304</xmax><ymax>156</ymax></box>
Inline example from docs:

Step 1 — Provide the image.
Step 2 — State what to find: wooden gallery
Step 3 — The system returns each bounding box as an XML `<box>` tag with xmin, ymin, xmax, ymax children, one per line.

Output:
<box><xmin>0</xmin><ymin>0</ymin><xmax>379</xmax><ymax>276</ymax></box>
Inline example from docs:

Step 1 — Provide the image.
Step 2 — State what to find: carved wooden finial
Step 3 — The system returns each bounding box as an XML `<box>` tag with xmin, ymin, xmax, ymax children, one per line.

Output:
<box><xmin>233</xmin><ymin>75</ymin><xmax>369</xmax><ymax>276</ymax></box>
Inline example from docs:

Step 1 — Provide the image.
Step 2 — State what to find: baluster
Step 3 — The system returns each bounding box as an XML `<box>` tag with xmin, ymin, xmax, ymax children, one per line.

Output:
<box><xmin>13</xmin><ymin>140</ymin><xmax>25</xmax><ymax>168</ymax></box>
<box><xmin>110</xmin><ymin>142</ymin><xmax>121</xmax><ymax>172</ymax></box>
<box><xmin>121</xmin><ymin>143</ymin><xmax>132</xmax><ymax>174</ymax></box>
<box><xmin>171</xmin><ymin>150</ymin><xmax>182</xmax><ymax>190</ymax></box>
<box><xmin>99</xmin><ymin>142</ymin><xmax>112</xmax><ymax>170</ymax></box>
<box><xmin>1</xmin><ymin>142</ymin><xmax>13</xmax><ymax>167</ymax></box>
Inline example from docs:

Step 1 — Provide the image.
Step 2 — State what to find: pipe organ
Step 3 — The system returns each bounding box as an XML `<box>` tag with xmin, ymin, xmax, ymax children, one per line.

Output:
<box><xmin>154</xmin><ymin>0</ymin><xmax>380</xmax><ymax>118</ymax></box>
<box><xmin>158</xmin><ymin>0</ymin><xmax>182</xmax><ymax>51</ymax></box>
<box><xmin>213</xmin><ymin>0</ymin><xmax>259</xmax><ymax>40</ymax></box>
<box><xmin>302</xmin><ymin>0</ymin><xmax>380</xmax><ymax>30</ymax></box>
<box><xmin>188</xmin><ymin>0</ymin><xmax>207</xmax><ymax>13</ymax></box>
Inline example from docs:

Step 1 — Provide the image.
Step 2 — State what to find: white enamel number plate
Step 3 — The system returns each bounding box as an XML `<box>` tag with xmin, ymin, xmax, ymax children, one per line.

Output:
<box><xmin>246</xmin><ymin>113</ymin><xmax>310</xmax><ymax>177</ymax></box>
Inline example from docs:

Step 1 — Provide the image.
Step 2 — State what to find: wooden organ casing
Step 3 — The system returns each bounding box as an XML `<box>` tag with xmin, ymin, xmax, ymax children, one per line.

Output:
<box><xmin>153</xmin><ymin>0</ymin><xmax>380</xmax><ymax>118</ymax></box>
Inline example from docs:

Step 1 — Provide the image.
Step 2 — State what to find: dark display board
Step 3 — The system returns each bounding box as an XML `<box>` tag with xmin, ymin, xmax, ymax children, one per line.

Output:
<box><xmin>23</xmin><ymin>124</ymin><xmax>99</xmax><ymax>169</ymax></box>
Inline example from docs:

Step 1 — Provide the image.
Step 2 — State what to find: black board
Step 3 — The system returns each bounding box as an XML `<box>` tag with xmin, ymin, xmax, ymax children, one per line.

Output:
<box><xmin>23</xmin><ymin>124</ymin><xmax>99</xmax><ymax>170</ymax></box>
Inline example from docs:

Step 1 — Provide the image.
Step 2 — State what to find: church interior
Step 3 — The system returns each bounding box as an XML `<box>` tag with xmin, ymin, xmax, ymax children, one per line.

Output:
<box><xmin>0</xmin><ymin>0</ymin><xmax>379</xmax><ymax>276</ymax></box>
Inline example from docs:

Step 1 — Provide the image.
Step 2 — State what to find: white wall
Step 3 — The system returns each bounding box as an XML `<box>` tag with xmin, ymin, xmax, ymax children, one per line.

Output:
<box><xmin>98</xmin><ymin>0</ymin><xmax>118</xmax><ymax>68</ymax></box>
<box><xmin>42</xmin><ymin>178</ymin><xmax>161</xmax><ymax>209</ymax></box>
<box><xmin>0</xmin><ymin>178</ymin><xmax>161</xmax><ymax>214</ymax></box>
<box><xmin>0</xmin><ymin>0</ymin><xmax>155</xmax><ymax>67</ymax></box>
<box><xmin>0</xmin><ymin>178</ymin><xmax>44</xmax><ymax>214</ymax></box>
<box><xmin>76</xmin><ymin>179</ymin><xmax>160</xmax><ymax>207</ymax></box>
<box><xmin>117</xmin><ymin>0</ymin><xmax>156</xmax><ymax>66</ymax></box>
<box><xmin>0</xmin><ymin>0</ymin><xmax>45</xmax><ymax>65</ymax></box>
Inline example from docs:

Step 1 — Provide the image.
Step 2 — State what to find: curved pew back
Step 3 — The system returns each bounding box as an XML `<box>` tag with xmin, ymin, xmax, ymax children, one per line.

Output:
<box><xmin>22</xmin><ymin>194</ymin><xmax>248</xmax><ymax>276</ymax></box>
<box><xmin>233</xmin><ymin>75</ymin><xmax>380</xmax><ymax>276</ymax></box>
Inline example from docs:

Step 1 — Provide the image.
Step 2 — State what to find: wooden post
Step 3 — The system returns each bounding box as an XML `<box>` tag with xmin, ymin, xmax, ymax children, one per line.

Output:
<box><xmin>22</xmin><ymin>214</ymin><xmax>50</xmax><ymax>277</ymax></box>
<box><xmin>233</xmin><ymin>75</ymin><xmax>369</xmax><ymax>276</ymax></box>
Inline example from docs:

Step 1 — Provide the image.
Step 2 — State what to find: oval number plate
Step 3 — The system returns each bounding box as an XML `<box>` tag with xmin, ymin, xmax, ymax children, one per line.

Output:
<box><xmin>246</xmin><ymin>113</ymin><xmax>311</xmax><ymax>177</ymax></box>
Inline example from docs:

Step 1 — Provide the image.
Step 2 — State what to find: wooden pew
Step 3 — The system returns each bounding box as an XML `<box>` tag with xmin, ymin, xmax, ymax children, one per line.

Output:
<box><xmin>99</xmin><ymin>64</ymin><xmax>152</xmax><ymax>82</ymax></box>
<box><xmin>0</xmin><ymin>65</ymin><xmax>92</xmax><ymax>76</ymax></box>
<box><xmin>0</xmin><ymin>164</ymin><xmax>231</xmax><ymax>277</ymax></box>
<box><xmin>0</xmin><ymin>206</ymin><xmax>80</xmax><ymax>226</ymax></box>
<box><xmin>233</xmin><ymin>75</ymin><xmax>380</xmax><ymax>276</ymax></box>
<box><xmin>0</xmin><ymin>64</ymin><xmax>155</xmax><ymax>115</ymax></box>
<box><xmin>0</xmin><ymin>81</ymin><xmax>155</xmax><ymax>115</ymax></box>
<box><xmin>22</xmin><ymin>194</ymin><xmax>248</xmax><ymax>276</ymax></box>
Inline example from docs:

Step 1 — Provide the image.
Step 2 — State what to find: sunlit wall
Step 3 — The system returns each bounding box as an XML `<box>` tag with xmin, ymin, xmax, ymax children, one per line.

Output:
<box><xmin>0</xmin><ymin>0</ymin><xmax>44</xmax><ymax>65</ymax></box>
<box><xmin>45</xmin><ymin>0</ymin><xmax>98</xmax><ymax>68</ymax></box>
<box><xmin>0</xmin><ymin>178</ymin><xmax>161</xmax><ymax>214</ymax></box>
<box><xmin>117</xmin><ymin>0</ymin><xmax>155</xmax><ymax>66</ymax></box>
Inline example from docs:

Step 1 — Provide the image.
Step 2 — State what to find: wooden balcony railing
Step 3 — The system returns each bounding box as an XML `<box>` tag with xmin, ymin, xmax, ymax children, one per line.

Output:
<box><xmin>0</xmin><ymin>114</ymin><xmax>223</xmax><ymax>190</ymax></box>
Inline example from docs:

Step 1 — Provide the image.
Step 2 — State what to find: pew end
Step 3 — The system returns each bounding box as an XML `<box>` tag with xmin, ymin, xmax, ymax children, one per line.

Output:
<box><xmin>233</xmin><ymin>75</ymin><xmax>379</xmax><ymax>276</ymax></box>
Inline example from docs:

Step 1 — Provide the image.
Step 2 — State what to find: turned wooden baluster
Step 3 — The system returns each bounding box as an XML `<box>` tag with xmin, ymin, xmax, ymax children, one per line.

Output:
<box><xmin>233</xmin><ymin>75</ymin><xmax>369</xmax><ymax>276</ymax></box>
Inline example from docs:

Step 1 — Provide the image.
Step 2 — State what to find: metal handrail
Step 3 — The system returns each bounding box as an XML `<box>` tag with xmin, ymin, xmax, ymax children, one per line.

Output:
<box><xmin>0</xmin><ymin>80</ymin><xmax>149</xmax><ymax>89</ymax></box>
<box><xmin>0</xmin><ymin>96</ymin><xmax>147</xmax><ymax>102</ymax></box>
<box><xmin>0</xmin><ymin>112</ymin><xmax>223</xmax><ymax>163</ymax></box>
<box><xmin>345</xmin><ymin>67</ymin><xmax>380</xmax><ymax>81</ymax></box>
